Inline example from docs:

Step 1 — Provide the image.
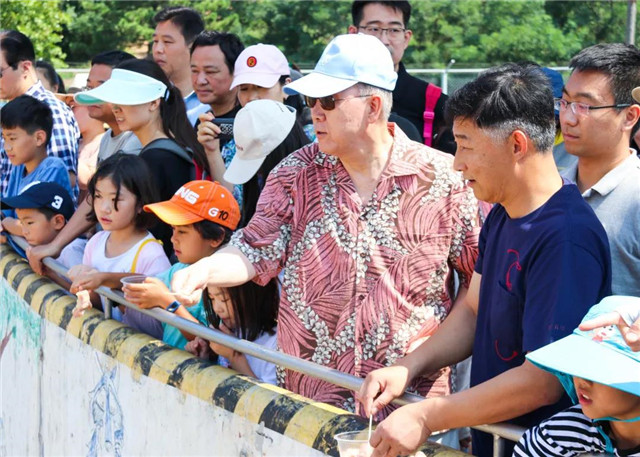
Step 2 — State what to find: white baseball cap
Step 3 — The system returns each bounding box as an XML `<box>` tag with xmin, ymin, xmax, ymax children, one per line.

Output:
<box><xmin>74</xmin><ymin>69</ymin><xmax>168</xmax><ymax>106</ymax></box>
<box><xmin>283</xmin><ymin>34</ymin><xmax>397</xmax><ymax>98</ymax></box>
<box><xmin>224</xmin><ymin>100</ymin><xmax>296</xmax><ymax>185</ymax></box>
<box><xmin>230</xmin><ymin>44</ymin><xmax>290</xmax><ymax>90</ymax></box>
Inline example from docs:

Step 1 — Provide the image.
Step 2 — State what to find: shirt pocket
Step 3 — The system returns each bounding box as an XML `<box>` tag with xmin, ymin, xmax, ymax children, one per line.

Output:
<box><xmin>489</xmin><ymin>281</ymin><xmax>523</xmax><ymax>363</ymax></box>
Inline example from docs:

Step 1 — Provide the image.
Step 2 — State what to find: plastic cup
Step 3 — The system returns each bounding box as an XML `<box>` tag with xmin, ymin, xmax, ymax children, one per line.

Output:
<box><xmin>334</xmin><ymin>430</ymin><xmax>373</xmax><ymax>457</ymax></box>
<box><xmin>120</xmin><ymin>275</ymin><xmax>148</xmax><ymax>286</ymax></box>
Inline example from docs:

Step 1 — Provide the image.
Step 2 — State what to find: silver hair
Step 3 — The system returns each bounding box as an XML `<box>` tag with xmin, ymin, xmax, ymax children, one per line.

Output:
<box><xmin>357</xmin><ymin>83</ymin><xmax>393</xmax><ymax>121</ymax></box>
<box><xmin>484</xmin><ymin>119</ymin><xmax>556</xmax><ymax>153</ymax></box>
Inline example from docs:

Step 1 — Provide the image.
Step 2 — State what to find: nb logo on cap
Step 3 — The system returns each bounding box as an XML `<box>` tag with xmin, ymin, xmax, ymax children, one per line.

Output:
<box><xmin>175</xmin><ymin>186</ymin><xmax>199</xmax><ymax>204</ymax></box>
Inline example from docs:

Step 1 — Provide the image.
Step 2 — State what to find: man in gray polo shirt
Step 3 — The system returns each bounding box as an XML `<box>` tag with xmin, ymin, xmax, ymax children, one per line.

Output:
<box><xmin>560</xmin><ymin>43</ymin><xmax>640</xmax><ymax>296</ymax></box>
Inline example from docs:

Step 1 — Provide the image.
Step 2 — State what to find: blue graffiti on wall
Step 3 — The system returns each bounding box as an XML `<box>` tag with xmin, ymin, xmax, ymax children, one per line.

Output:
<box><xmin>87</xmin><ymin>354</ymin><xmax>124</xmax><ymax>457</ymax></box>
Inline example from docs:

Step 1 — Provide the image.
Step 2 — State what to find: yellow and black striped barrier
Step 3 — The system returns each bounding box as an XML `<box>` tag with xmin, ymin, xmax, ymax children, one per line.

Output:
<box><xmin>0</xmin><ymin>243</ymin><xmax>467</xmax><ymax>456</ymax></box>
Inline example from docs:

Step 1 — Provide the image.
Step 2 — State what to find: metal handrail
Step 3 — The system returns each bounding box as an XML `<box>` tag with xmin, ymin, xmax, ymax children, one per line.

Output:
<box><xmin>9</xmin><ymin>234</ymin><xmax>525</xmax><ymax>450</ymax></box>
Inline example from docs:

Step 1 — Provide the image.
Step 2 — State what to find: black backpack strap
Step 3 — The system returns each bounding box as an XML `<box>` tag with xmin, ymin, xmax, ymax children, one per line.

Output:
<box><xmin>144</xmin><ymin>139</ymin><xmax>195</xmax><ymax>180</ymax></box>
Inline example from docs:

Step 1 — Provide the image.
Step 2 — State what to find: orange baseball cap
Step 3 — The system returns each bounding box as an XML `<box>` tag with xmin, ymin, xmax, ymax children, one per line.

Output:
<box><xmin>143</xmin><ymin>180</ymin><xmax>240</xmax><ymax>230</ymax></box>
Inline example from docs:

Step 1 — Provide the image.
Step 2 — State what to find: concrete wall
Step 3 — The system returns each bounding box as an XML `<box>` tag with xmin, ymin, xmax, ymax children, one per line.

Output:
<box><xmin>0</xmin><ymin>245</ymin><xmax>466</xmax><ymax>457</ymax></box>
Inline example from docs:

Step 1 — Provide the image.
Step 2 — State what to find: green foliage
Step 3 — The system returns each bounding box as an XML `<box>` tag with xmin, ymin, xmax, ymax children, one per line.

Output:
<box><xmin>191</xmin><ymin>0</ymin><xmax>351</xmax><ymax>67</ymax></box>
<box><xmin>545</xmin><ymin>1</ymin><xmax>628</xmax><ymax>44</ymax></box>
<box><xmin>477</xmin><ymin>1</ymin><xmax>582</xmax><ymax>66</ymax></box>
<box><xmin>0</xmin><ymin>0</ymin><xmax>70</xmax><ymax>67</ymax></box>
<box><xmin>407</xmin><ymin>0</ymin><xmax>605</xmax><ymax>67</ymax></box>
<box><xmin>61</xmin><ymin>1</ymin><xmax>160</xmax><ymax>65</ymax></box>
<box><xmin>3</xmin><ymin>0</ymin><xmax>639</xmax><ymax>69</ymax></box>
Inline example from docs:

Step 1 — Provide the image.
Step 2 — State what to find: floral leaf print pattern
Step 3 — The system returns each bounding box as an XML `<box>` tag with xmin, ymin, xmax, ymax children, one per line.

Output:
<box><xmin>232</xmin><ymin>126</ymin><xmax>483</xmax><ymax>416</ymax></box>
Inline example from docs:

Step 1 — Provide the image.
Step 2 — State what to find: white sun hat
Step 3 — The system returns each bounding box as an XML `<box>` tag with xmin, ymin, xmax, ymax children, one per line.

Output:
<box><xmin>74</xmin><ymin>69</ymin><xmax>167</xmax><ymax>106</ymax></box>
<box><xmin>224</xmin><ymin>99</ymin><xmax>296</xmax><ymax>185</ymax></box>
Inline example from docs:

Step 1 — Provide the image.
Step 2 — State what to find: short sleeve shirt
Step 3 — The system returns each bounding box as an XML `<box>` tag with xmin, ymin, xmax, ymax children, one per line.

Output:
<box><xmin>155</xmin><ymin>263</ymin><xmax>208</xmax><ymax>350</ymax></box>
<box><xmin>96</xmin><ymin>130</ymin><xmax>142</xmax><ymax>163</ymax></box>
<box><xmin>230</xmin><ymin>124</ymin><xmax>482</xmax><ymax>412</ymax></box>
<box><xmin>82</xmin><ymin>231</ymin><xmax>171</xmax><ymax>311</ymax></box>
<box><xmin>514</xmin><ymin>405</ymin><xmax>640</xmax><ymax>457</ymax></box>
<box><xmin>184</xmin><ymin>91</ymin><xmax>210</xmax><ymax>127</ymax></box>
<box><xmin>1</xmin><ymin>82</ymin><xmax>80</xmax><ymax>200</ymax></box>
<box><xmin>562</xmin><ymin>152</ymin><xmax>640</xmax><ymax>296</ymax></box>
<box><xmin>2</xmin><ymin>156</ymin><xmax>73</xmax><ymax>219</ymax></box>
<box><xmin>471</xmin><ymin>182</ymin><xmax>612</xmax><ymax>456</ymax></box>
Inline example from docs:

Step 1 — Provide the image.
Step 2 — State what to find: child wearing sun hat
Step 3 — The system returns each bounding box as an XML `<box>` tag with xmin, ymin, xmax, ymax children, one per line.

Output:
<box><xmin>514</xmin><ymin>295</ymin><xmax>640</xmax><ymax>456</ymax></box>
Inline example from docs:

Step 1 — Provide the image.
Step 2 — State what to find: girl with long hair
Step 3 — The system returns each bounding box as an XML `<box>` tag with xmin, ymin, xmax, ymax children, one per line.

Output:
<box><xmin>75</xmin><ymin>58</ymin><xmax>209</xmax><ymax>257</ymax></box>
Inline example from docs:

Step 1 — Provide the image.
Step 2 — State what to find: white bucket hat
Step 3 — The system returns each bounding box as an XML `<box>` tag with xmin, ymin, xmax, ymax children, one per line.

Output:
<box><xmin>283</xmin><ymin>33</ymin><xmax>397</xmax><ymax>98</ymax></box>
<box><xmin>224</xmin><ymin>100</ymin><xmax>296</xmax><ymax>185</ymax></box>
<box><xmin>74</xmin><ymin>69</ymin><xmax>168</xmax><ymax>106</ymax></box>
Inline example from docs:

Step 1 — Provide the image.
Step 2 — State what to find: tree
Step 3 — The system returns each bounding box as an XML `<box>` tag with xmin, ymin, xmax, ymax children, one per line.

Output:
<box><xmin>477</xmin><ymin>1</ymin><xmax>582</xmax><ymax>66</ymax></box>
<box><xmin>545</xmin><ymin>1</ymin><xmax>629</xmax><ymax>45</ymax></box>
<box><xmin>61</xmin><ymin>1</ymin><xmax>160</xmax><ymax>65</ymax></box>
<box><xmin>4</xmin><ymin>0</ymin><xmax>639</xmax><ymax>69</ymax></box>
<box><xmin>407</xmin><ymin>0</ymin><xmax>584</xmax><ymax>67</ymax></box>
<box><xmin>0</xmin><ymin>0</ymin><xmax>70</xmax><ymax>67</ymax></box>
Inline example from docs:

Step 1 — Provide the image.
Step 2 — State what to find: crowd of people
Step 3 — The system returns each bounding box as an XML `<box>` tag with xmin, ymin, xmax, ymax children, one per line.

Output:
<box><xmin>1</xmin><ymin>1</ymin><xmax>640</xmax><ymax>456</ymax></box>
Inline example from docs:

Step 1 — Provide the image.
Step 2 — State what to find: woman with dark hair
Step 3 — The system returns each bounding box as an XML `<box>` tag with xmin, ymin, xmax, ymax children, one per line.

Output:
<box><xmin>35</xmin><ymin>60</ymin><xmax>66</xmax><ymax>93</ymax></box>
<box><xmin>197</xmin><ymin>44</ymin><xmax>314</xmax><ymax>226</ymax></box>
<box><xmin>114</xmin><ymin>59</ymin><xmax>209</xmax><ymax>179</ymax></box>
<box><xmin>74</xmin><ymin>58</ymin><xmax>209</xmax><ymax>257</ymax></box>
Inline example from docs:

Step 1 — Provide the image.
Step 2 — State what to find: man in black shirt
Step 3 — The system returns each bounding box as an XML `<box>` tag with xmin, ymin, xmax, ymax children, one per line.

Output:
<box><xmin>190</xmin><ymin>31</ymin><xmax>244</xmax><ymax>150</ymax></box>
<box><xmin>349</xmin><ymin>1</ymin><xmax>456</xmax><ymax>154</ymax></box>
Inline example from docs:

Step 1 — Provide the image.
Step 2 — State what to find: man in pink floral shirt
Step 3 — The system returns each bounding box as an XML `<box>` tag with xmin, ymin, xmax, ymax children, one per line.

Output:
<box><xmin>172</xmin><ymin>34</ymin><xmax>482</xmax><ymax>425</ymax></box>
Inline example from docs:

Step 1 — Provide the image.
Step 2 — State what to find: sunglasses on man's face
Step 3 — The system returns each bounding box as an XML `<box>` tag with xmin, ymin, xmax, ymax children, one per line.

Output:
<box><xmin>304</xmin><ymin>94</ymin><xmax>369</xmax><ymax>111</ymax></box>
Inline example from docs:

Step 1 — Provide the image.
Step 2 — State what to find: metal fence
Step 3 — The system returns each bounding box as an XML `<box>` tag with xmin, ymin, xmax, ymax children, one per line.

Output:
<box><xmin>58</xmin><ymin>66</ymin><xmax>571</xmax><ymax>97</ymax></box>
<box><xmin>8</xmin><ymin>233</ymin><xmax>525</xmax><ymax>456</ymax></box>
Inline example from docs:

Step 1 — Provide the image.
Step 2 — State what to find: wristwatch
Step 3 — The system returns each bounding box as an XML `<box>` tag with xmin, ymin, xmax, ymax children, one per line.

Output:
<box><xmin>166</xmin><ymin>301</ymin><xmax>181</xmax><ymax>313</ymax></box>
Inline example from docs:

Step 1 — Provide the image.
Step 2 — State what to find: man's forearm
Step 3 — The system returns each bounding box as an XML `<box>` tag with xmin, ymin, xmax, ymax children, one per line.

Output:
<box><xmin>2</xmin><ymin>217</ymin><xmax>23</xmax><ymax>236</ymax></box>
<box><xmin>53</xmin><ymin>198</ymin><xmax>93</xmax><ymax>249</ymax></box>
<box><xmin>170</xmin><ymin>245</ymin><xmax>257</xmax><ymax>301</ymax></box>
<box><xmin>204</xmin><ymin>245</ymin><xmax>256</xmax><ymax>287</ymax></box>
<box><xmin>424</xmin><ymin>360</ymin><xmax>564</xmax><ymax>433</ymax></box>
<box><xmin>400</xmin><ymin>293</ymin><xmax>477</xmax><ymax>379</ymax></box>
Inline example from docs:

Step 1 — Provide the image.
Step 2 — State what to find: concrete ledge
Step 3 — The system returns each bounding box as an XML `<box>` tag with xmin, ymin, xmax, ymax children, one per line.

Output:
<box><xmin>0</xmin><ymin>244</ymin><xmax>467</xmax><ymax>456</ymax></box>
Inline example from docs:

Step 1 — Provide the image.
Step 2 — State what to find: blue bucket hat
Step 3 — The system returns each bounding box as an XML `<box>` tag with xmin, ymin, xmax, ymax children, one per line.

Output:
<box><xmin>283</xmin><ymin>34</ymin><xmax>397</xmax><ymax>98</ymax></box>
<box><xmin>527</xmin><ymin>295</ymin><xmax>640</xmax><ymax>403</ymax></box>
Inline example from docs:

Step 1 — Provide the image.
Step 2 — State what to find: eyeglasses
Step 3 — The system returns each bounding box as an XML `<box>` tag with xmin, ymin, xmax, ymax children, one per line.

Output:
<box><xmin>554</xmin><ymin>98</ymin><xmax>631</xmax><ymax>117</ymax></box>
<box><xmin>304</xmin><ymin>94</ymin><xmax>370</xmax><ymax>111</ymax></box>
<box><xmin>358</xmin><ymin>25</ymin><xmax>406</xmax><ymax>40</ymax></box>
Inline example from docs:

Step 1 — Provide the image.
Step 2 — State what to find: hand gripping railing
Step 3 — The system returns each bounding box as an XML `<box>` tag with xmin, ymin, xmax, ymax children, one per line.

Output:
<box><xmin>11</xmin><ymin>234</ymin><xmax>525</xmax><ymax>455</ymax></box>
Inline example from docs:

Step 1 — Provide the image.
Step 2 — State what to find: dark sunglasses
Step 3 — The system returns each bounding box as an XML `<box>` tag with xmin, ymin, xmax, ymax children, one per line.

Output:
<box><xmin>304</xmin><ymin>94</ymin><xmax>369</xmax><ymax>111</ymax></box>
